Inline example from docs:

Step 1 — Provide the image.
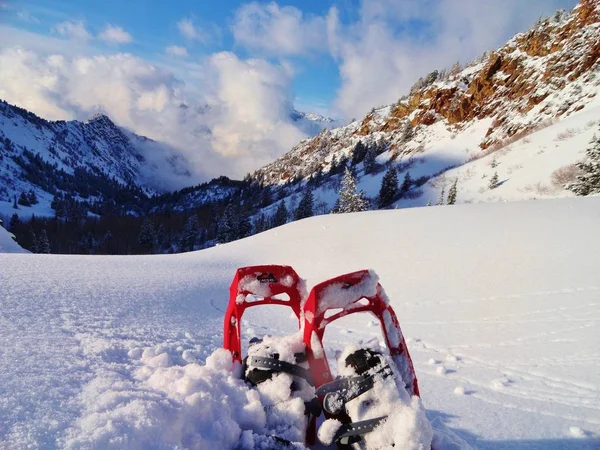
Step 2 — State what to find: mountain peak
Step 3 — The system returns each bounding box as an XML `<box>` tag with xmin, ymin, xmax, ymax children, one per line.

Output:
<box><xmin>86</xmin><ymin>112</ymin><xmax>115</xmax><ymax>126</ymax></box>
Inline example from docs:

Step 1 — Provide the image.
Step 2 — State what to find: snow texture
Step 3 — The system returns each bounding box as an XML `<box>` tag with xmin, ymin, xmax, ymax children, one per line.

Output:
<box><xmin>1</xmin><ymin>197</ymin><xmax>599</xmax><ymax>449</ymax></box>
<box><xmin>0</xmin><ymin>223</ymin><xmax>27</xmax><ymax>253</ymax></box>
<box><xmin>333</xmin><ymin>345</ymin><xmax>433</xmax><ymax>449</ymax></box>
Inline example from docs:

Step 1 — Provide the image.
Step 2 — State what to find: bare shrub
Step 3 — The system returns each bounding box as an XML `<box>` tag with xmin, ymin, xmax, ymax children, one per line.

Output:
<box><xmin>522</xmin><ymin>182</ymin><xmax>552</xmax><ymax>195</ymax></box>
<box><xmin>555</xmin><ymin>128</ymin><xmax>577</xmax><ymax>141</ymax></box>
<box><xmin>550</xmin><ymin>164</ymin><xmax>580</xmax><ymax>188</ymax></box>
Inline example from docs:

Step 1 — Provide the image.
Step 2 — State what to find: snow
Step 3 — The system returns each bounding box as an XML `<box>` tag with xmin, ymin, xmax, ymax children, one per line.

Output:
<box><xmin>0</xmin><ymin>222</ymin><xmax>26</xmax><ymax>253</ymax></box>
<box><xmin>1</xmin><ymin>197</ymin><xmax>600</xmax><ymax>448</ymax></box>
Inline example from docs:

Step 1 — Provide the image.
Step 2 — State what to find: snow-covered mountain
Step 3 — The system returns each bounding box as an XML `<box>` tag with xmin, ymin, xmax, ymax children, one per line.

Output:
<box><xmin>252</xmin><ymin>0</ymin><xmax>600</xmax><ymax>208</ymax></box>
<box><xmin>1</xmin><ymin>196</ymin><xmax>599</xmax><ymax>448</ymax></box>
<box><xmin>0</xmin><ymin>100</ymin><xmax>192</xmax><ymax>211</ymax></box>
<box><xmin>290</xmin><ymin>109</ymin><xmax>339</xmax><ymax>136</ymax></box>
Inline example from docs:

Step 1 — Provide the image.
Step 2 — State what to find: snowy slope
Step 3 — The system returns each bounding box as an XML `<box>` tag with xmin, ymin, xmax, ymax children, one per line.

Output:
<box><xmin>1</xmin><ymin>197</ymin><xmax>599</xmax><ymax>449</ymax></box>
<box><xmin>251</xmin><ymin>0</ymin><xmax>600</xmax><ymax>211</ymax></box>
<box><xmin>0</xmin><ymin>222</ymin><xmax>26</xmax><ymax>253</ymax></box>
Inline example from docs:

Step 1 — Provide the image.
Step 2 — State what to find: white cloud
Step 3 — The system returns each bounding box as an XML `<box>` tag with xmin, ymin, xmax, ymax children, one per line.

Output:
<box><xmin>177</xmin><ymin>18</ymin><xmax>206</xmax><ymax>42</ymax></box>
<box><xmin>98</xmin><ymin>24</ymin><xmax>132</xmax><ymax>44</ymax></box>
<box><xmin>232</xmin><ymin>2</ymin><xmax>327</xmax><ymax>57</ymax></box>
<box><xmin>17</xmin><ymin>10</ymin><xmax>41</xmax><ymax>24</ymax></box>
<box><xmin>0</xmin><ymin>42</ymin><xmax>312</xmax><ymax>185</ymax></box>
<box><xmin>166</xmin><ymin>45</ymin><xmax>188</xmax><ymax>57</ymax></box>
<box><xmin>54</xmin><ymin>20</ymin><xmax>91</xmax><ymax>41</ymax></box>
<box><xmin>328</xmin><ymin>0</ymin><xmax>577</xmax><ymax>118</ymax></box>
<box><xmin>207</xmin><ymin>52</ymin><xmax>305</xmax><ymax>167</ymax></box>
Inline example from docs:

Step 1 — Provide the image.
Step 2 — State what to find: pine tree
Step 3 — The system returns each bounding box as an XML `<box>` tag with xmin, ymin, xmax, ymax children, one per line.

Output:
<box><xmin>30</xmin><ymin>231</ymin><xmax>39</xmax><ymax>253</ymax></box>
<box><xmin>363</xmin><ymin>147</ymin><xmax>377</xmax><ymax>174</ymax></box>
<box><xmin>216</xmin><ymin>206</ymin><xmax>236</xmax><ymax>244</ymax></box>
<box><xmin>9</xmin><ymin>213</ymin><xmax>19</xmax><ymax>231</ymax></box>
<box><xmin>237</xmin><ymin>212</ymin><xmax>252</xmax><ymax>239</ymax></box>
<box><xmin>37</xmin><ymin>230</ymin><xmax>51</xmax><ymax>254</ymax></box>
<box><xmin>181</xmin><ymin>215</ymin><xmax>200</xmax><ymax>251</ymax></box>
<box><xmin>351</xmin><ymin>142</ymin><xmax>367</xmax><ymax>166</ymax></box>
<box><xmin>436</xmin><ymin>186</ymin><xmax>446</xmax><ymax>206</ymax></box>
<box><xmin>18</xmin><ymin>192</ymin><xmax>31</xmax><ymax>207</ymax></box>
<box><xmin>12</xmin><ymin>196</ymin><xmax>18</xmax><ymax>210</ymax></box>
<box><xmin>568</xmin><ymin>131</ymin><xmax>600</xmax><ymax>196</ymax></box>
<box><xmin>447</xmin><ymin>178</ymin><xmax>458</xmax><ymax>205</ymax></box>
<box><xmin>295</xmin><ymin>189</ymin><xmax>314</xmax><ymax>220</ymax></box>
<box><xmin>27</xmin><ymin>190</ymin><xmax>38</xmax><ymax>205</ymax></box>
<box><xmin>329</xmin><ymin>155</ymin><xmax>338</xmax><ymax>175</ymax></box>
<box><xmin>336</xmin><ymin>168</ymin><xmax>369</xmax><ymax>213</ymax></box>
<box><xmin>399</xmin><ymin>171</ymin><xmax>413</xmax><ymax>197</ymax></box>
<box><xmin>272</xmin><ymin>200</ymin><xmax>288</xmax><ymax>228</ymax></box>
<box><xmin>489</xmin><ymin>172</ymin><xmax>499</xmax><ymax>189</ymax></box>
<box><xmin>253</xmin><ymin>212</ymin><xmax>267</xmax><ymax>234</ymax></box>
<box><xmin>138</xmin><ymin>219</ymin><xmax>156</xmax><ymax>253</ymax></box>
<box><xmin>378</xmin><ymin>166</ymin><xmax>398</xmax><ymax>208</ymax></box>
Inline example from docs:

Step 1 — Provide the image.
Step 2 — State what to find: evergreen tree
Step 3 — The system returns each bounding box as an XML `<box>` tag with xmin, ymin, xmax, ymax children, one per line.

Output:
<box><xmin>447</xmin><ymin>178</ymin><xmax>458</xmax><ymax>205</ymax></box>
<box><xmin>378</xmin><ymin>166</ymin><xmax>398</xmax><ymax>208</ymax></box>
<box><xmin>351</xmin><ymin>142</ymin><xmax>367</xmax><ymax>166</ymax></box>
<box><xmin>363</xmin><ymin>147</ymin><xmax>377</xmax><ymax>174</ymax></box>
<box><xmin>138</xmin><ymin>219</ymin><xmax>156</xmax><ymax>253</ymax></box>
<box><xmin>12</xmin><ymin>196</ymin><xmax>18</xmax><ymax>210</ymax></box>
<box><xmin>568</xmin><ymin>131</ymin><xmax>600</xmax><ymax>196</ymax></box>
<box><xmin>336</xmin><ymin>168</ymin><xmax>369</xmax><ymax>213</ymax></box>
<box><xmin>295</xmin><ymin>189</ymin><xmax>314</xmax><ymax>220</ymax></box>
<box><xmin>237</xmin><ymin>212</ymin><xmax>252</xmax><ymax>239</ymax></box>
<box><xmin>18</xmin><ymin>192</ymin><xmax>30</xmax><ymax>207</ymax></box>
<box><xmin>399</xmin><ymin>172</ymin><xmax>413</xmax><ymax>197</ymax></box>
<box><xmin>181</xmin><ymin>215</ymin><xmax>200</xmax><ymax>251</ymax></box>
<box><xmin>253</xmin><ymin>212</ymin><xmax>267</xmax><ymax>234</ymax></box>
<box><xmin>9</xmin><ymin>213</ymin><xmax>19</xmax><ymax>231</ymax></box>
<box><xmin>272</xmin><ymin>200</ymin><xmax>288</xmax><ymax>228</ymax></box>
<box><xmin>37</xmin><ymin>230</ymin><xmax>51</xmax><ymax>254</ymax></box>
<box><xmin>329</xmin><ymin>155</ymin><xmax>338</xmax><ymax>174</ymax></box>
<box><xmin>436</xmin><ymin>186</ymin><xmax>446</xmax><ymax>206</ymax></box>
<box><xmin>27</xmin><ymin>190</ymin><xmax>38</xmax><ymax>205</ymax></box>
<box><xmin>216</xmin><ymin>205</ymin><xmax>236</xmax><ymax>244</ymax></box>
<box><xmin>489</xmin><ymin>172</ymin><xmax>499</xmax><ymax>189</ymax></box>
<box><xmin>337</xmin><ymin>154</ymin><xmax>349</xmax><ymax>174</ymax></box>
<box><xmin>30</xmin><ymin>231</ymin><xmax>39</xmax><ymax>253</ymax></box>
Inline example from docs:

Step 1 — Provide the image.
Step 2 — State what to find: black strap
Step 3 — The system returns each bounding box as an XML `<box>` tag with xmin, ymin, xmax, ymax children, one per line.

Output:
<box><xmin>332</xmin><ymin>416</ymin><xmax>388</xmax><ymax>444</ymax></box>
<box><xmin>248</xmin><ymin>356</ymin><xmax>314</xmax><ymax>386</ymax></box>
<box><xmin>317</xmin><ymin>367</ymin><xmax>392</xmax><ymax>415</ymax></box>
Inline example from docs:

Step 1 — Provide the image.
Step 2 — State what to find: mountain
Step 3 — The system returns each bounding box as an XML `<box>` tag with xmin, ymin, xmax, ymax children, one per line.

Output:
<box><xmin>290</xmin><ymin>109</ymin><xmax>339</xmax><ymax>136</ymax></box>
<box><xmin>0</xmin><ymin>100</ymin><xmax>193</xmax><ymax>217</ymax></box>
<box><xmin>251</xmin><ymin>0</ymin><xmax>600</xmax><ymax>207</ymax></box>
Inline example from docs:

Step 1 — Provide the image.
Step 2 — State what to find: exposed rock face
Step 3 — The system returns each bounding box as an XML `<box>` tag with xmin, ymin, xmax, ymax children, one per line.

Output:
<box><xmin>252</xmin><ymin>0</ymin><xmax>600</xmax><ymax>186</ymax></box>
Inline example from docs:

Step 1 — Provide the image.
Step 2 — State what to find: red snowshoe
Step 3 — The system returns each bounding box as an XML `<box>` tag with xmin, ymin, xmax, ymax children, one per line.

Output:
<box><xmin>223</xmin><ymin>266</ymin><xmax>429</xmax><ymax>449</ymax></box>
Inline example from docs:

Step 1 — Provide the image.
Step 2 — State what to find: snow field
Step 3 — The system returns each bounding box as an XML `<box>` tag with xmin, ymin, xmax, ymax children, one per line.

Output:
<box><xmin>1</xmin><ymin>197</ymin><xmax>599</xmax><ymax>448</ymax></box>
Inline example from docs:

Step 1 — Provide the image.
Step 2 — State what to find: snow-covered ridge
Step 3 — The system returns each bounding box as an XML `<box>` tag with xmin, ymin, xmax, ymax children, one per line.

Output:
<box><xmin>251</xmin><ymin>0</ymin><xmax>600</xmax><ymax>187</ymax></box>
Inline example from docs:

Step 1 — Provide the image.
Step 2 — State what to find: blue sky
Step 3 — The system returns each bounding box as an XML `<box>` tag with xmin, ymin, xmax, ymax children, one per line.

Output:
<box><xmin>1</xmin><ymin>0</ymin><xmax>345</xmax><ymax>112</ymax></box>
<box><xmin>0</xmin><ymin>0</ymin><xmax>579</xmax><ymax>182</ymax></box>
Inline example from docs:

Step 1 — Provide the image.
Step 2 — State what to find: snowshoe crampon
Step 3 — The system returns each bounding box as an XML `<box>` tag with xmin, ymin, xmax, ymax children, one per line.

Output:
<box><xmin>223</xmin><ymin>266</ymin><xmax>431</xmax><ymax>449</ymax></box>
